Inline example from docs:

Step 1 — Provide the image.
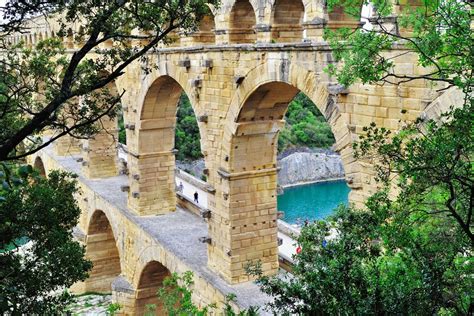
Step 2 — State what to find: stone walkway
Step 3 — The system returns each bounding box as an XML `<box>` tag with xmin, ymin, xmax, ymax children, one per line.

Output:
<box><xmin>44</xmin><ymin>146</ymin><xmax>273</xmax><ymax>312</ymax></box>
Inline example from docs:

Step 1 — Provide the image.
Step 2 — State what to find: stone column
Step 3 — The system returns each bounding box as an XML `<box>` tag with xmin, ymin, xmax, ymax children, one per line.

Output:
<box><xmin>208</xmin><ymin>124</ymin><xmax>282</xmax><ymax>284</ymax></box>
<box><xmin>127</xmin><ymin>151</ymin><xmax>176</xmax><ymax>216</ymax></box>
<box><xmin>127</xmin><ymin>118</ymin><xmax>176</xmax><ymax>216</ymax></box>
<box><xmin>208</xmin><ymin>168</ymin><xmax>280</xmax><ymax>284</ymax></box>
<box><xmin>81</xmin><ymin>117</ymin><xmax>118</xmax><ymax>179</ymax></box>
<box><xmin>255</xmin><ymin>24</ymin><xmax>272</xmax><ymax>43</ymax></box>
<box><xmin>112</xmin><ymin>277</ymin><xmax>137</xmax><ymax>316</ymax></box>
<box><xmin>53</xmin><ymin>135</ymin><xmax>81</xmax><ymax>156</ymax></box>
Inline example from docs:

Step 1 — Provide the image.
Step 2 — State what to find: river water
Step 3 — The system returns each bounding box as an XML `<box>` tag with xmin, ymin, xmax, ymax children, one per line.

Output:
<box><xmin>277</xmin><ymin>180</ymin><xmax>350</xmax><ymax>224</ymax></box>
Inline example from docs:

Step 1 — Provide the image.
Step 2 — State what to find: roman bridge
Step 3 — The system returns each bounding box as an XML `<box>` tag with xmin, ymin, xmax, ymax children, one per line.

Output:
<box><xmin>7</xmin><ymin>0</ymin><xmax>460</xmax><ymax>314</ymax></box>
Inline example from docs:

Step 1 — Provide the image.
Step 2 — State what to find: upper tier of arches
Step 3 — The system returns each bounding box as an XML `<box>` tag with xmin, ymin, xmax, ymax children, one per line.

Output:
<box><xmin>6</xmin><ymin>0</ymin><xmax>367</xmax><ymax>47</ymax></box>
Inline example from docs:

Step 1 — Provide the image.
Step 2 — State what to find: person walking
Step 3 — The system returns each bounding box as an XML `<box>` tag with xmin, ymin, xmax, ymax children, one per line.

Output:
<box><xmin>194</xmin><ymin>191</ymin><xmax>199</xmax><ymax>204</ymax></box>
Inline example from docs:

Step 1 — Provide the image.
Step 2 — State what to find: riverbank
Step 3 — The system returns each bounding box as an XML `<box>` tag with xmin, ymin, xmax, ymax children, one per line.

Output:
<box><xmin>279</xmin><ymin>177</ymin><xmax>346</xmax><ymax>189</ymax></box>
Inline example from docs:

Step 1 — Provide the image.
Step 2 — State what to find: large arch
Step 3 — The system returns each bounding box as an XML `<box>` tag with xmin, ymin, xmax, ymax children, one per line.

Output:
<box><xmin>128</xmin><ymin>74</ymin><xmax>206</xmax><ymax>215</ymax></box>
<box><xmin>84</xmin><ymin>210</ymin><xmax>121</xmax><ymax>293</ymax></box>
<box><xmin>228</xmin><ymin>0</ymin><xmax>257</xmax><ymax>44</ymax></box>
<box><xmin>133</xmin><ymin>261</ymin><xmax>171</xmax><ymax>314</ymax></box>
<box><xmin>206</xmin><ymin>61</ymin><xmax>359</xmax><ymax>283</ymax></box>
<box><xmin>271</xmin><ymin>0</ymin><xmax>305</xmax><ymax>42</ymax></box>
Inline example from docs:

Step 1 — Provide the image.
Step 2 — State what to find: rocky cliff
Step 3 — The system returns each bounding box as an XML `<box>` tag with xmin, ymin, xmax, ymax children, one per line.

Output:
<box><xmin>277</xmin><ymin>151</ymin><xmax>345</xmax><ymax>187</ymax></box>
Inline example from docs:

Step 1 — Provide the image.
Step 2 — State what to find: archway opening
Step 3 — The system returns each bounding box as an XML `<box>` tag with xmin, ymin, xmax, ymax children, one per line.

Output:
<box><xmin>33</xmin><ymin>157</ymin><xmax>46</xmax><ymax>177</ymax></box>
<box><xmin>271</xmin><ymin>0</ymin><xmax>305</xmax><ymax>42</ymax></box>
<box><xmin>191</xmin><ymin>15</ymin><xmax>216</xmax><ymax>45</ymax></box>
<box><xmin>233</xmin><ymin>82</ymin><xmax>348</xmax><ymax>225</ymax></box>
<box><xmin>133</xmin><ymin>76</ymin><xmax>205</xmax><ymax>214</ymax></box>
<box><xmin>229</xmin><ymin>0</ymin><xmax>257</xmax><ymax>44</ymax></box>
<box><xmin>85</xmin><ymin>210</ymin><xmax>121</xmax><ymax>293</ymax></box>
<box><xmin>135</xmin><ymin>261</ymin><xmax>171</xmax><ymax>314</ymax></box>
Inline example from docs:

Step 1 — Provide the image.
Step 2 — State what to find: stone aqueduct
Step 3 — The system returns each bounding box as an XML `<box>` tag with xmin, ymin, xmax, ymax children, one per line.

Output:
<box><xmin>8</xmin><ymin>0</ymin><xmax>460</xmax><ymax>314</ymax></box>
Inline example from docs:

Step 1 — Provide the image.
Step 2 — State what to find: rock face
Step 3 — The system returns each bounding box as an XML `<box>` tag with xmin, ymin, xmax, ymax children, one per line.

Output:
<box><xmin>277</xmin><ymin>151</ymin><xmax>345</xmax><ymax>187</ymax></box>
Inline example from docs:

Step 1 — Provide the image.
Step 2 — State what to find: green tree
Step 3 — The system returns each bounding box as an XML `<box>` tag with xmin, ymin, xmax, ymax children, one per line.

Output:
<box><xmin>253</xmin><ymin>104</ymin><xmax>473</xmax><ymax>314</ymax></box>
<box><xmin>0</xmin><ymin>167</ymin><xmax>92</xmax><ymax>314</ymax></box>
<box><xmin>0</xmin><ymin>0</ymin><xmax>219</xmax><ymax>161</ymax></box>
<box><xmin>325</xmin><ymin>0</ymin><xmax>473</xmax><ymax>94</ymax></box>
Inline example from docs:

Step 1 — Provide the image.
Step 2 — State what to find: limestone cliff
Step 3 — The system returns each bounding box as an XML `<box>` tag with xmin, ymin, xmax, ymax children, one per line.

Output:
<box><xmin>277</xmin><ymin>151</ymin><xmax>345</xmax><ymax>187</ymax></box>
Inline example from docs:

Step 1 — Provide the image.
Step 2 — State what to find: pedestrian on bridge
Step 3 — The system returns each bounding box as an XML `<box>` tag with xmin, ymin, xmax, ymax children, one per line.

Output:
<box><xmin>194</xmin><ymin>191</ymin><xmax>199</xmax><ymax>204</ymax></box>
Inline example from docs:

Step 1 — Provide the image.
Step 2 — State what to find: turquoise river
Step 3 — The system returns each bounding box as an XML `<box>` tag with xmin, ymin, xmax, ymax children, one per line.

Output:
<box><xmin>277</xmin><ymin>180</ymin><xmax>351</xmax><ymax>224</ymax></box>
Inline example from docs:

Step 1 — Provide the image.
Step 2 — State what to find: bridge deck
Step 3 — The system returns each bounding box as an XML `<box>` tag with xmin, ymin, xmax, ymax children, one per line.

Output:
<box><xmin>45</xmin><ymin>145</ymin><xmax>272</xmax><ymax>311</ymax></box>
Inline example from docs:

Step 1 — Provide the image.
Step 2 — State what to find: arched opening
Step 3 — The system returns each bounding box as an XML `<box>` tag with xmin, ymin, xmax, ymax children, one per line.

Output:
<box><xmin>326</xmin><ymin>5</ymin><xmax>361</xmax><ymax>31</ymax></box>
<box><xmin>190</xmin><ymin>15</ymin><xmax>216</xmax><ymax>44</ymax></box>
<box><xmin>271</xmin><ymin>0</ymin><xmax>305</xmax><ymax>42</ymax></box>
<box><xmin>134</xmin><ymin>261</ymin><xmax>171</xmax><ymax>314</ymax></box>
<box><xmin>229</xmin><ymin>0</ymin><xmax>257</xmax><ymax>44</ymax></box>
<box><xmin>214</xmin><ymin>82</ymin><xmax>348</xmax><ymax>280</ymax></box>
<box><xmin>131</xmin><ymin>76</ymin><xmax>205</xmax><ymax>215</ymax></box>
<box><xmin>85</xmin><ymin>210</ymin><xmax>121</xmax><ymax>293</ymax></box>
<box><xmin>33</xmin><ymin>156</ymin><xmax>46</xmax><ymax>177</ymax></box>
<box><xmin>234</xmin><ymin>83</ymin><xmax>349</xmax><ymax>221</ymax></box>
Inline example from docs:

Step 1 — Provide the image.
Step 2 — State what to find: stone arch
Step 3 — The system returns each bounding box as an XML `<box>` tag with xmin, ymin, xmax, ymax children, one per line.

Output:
<box><xmin>228</xmin><ymin>0</ymin><xmax>257</xmax><ymax>44</ymax></box>
<box><xmin>133</xmin><ymin>260</ymin><xmax>171</xmax><ymax>314</ymax></box>
<box><xmin>137</xmin><ymin>74</ymin><xmax>206</xmax><ymax>155</ymax></box>
<box><xmin>207</xmin><ymin>63</ymin><xmax>358</xmax><ymax>282</ymax></box>
<box><xmin>222</xmin><ymin>61</ymin><xmax>357</xmax><ymax>198</ymax></box>
<box><xmin>84</xmin><ymin>209</ymin><xmax>122</xmax><ymax>293</ymax></box>
<box><xmin>271</xmin><ymin>0</ymin><xmax>305</xmax><ymax>42</ymax></box>
<box><xmin>33</xmin><ymin>156</ymin><xmax>46</xmax><ymax>177</ymax></box>
<box><xmin>129</xmin><ymin>74</ymin><xmax>206</xmax><ymax>215</ymax></box>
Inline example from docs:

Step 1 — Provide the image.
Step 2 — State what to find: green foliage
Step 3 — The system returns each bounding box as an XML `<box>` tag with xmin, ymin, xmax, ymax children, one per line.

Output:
<box><xmin>278</xmin><ymin>93</ymin><xmax>335</xmax><ymax>152</ymax></box>
<box><xmin>158</xmin><ymin>271</ymin><xmax>258</xmax><ymax>315</ymax></box>
<box><xmin>158</xmin><ymin>271</ymin><xmax>216</xmax><ymax>315</ymax></box>
<box><xmin>355</xmin><ymin>102</ymin><xmax>474</xmax><ymax>245</ymax></box>
<box><xmin>106</xmin><ymin>302</ymin><xmax>122</xmax><ymax>315</ymax></box>
<box><xmin>175</xmin><ymin>94</ymin><xmax>203</xmax><ymax>161</ymax></box>
<box><xmin>118</xmin><ymin>110</ymin><xmax>126</xmax><ymax>145</ymax></box>
<box><xmin>0</xmin><ymin>166</ymin><xmax>92</xmax><ymax>314</ymax></box>
<box><xmin>0</xmin><ymin>0</ymin><xmax>219</xmax><ymax>160</ymax></box>
<box><xmin>324</xmin><ymin>0</ymin><xmax>473</xmax><ymax>93</ymax></box>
